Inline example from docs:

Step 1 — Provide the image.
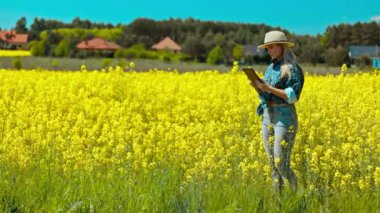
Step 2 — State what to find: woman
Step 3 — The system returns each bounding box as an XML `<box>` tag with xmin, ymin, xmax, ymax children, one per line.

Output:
<box><xmin>251</xmin><ymin>30</ymin><xmax>304</xmax><ymax>192</ymax></box>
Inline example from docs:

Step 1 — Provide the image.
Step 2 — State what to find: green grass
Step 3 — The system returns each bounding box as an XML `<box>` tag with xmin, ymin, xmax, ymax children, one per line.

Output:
<box><xmin>0</xmin><ymin>57</ymin><xmax>233</xmax><ymax>73</ymax></box>
<box><xmin>0</xmin><ymin>56</ymin><xmax>373</xmax><ymax>75</ymax></box>
<box><xmin>1</xmin><ymin>165</ymin><xmax>378</xmax><ymax>212</ymax></box>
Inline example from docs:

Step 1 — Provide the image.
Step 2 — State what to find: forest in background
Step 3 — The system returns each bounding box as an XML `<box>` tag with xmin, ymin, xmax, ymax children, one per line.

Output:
<box><xmin>5</xmin><ymin>17</ymin><xmax>380</xmax><ymax>66</ymax></box>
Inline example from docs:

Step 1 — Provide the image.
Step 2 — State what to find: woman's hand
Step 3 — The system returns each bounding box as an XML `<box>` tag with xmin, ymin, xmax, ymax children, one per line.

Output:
<box><xmin>255</xmin><ymin>79</ymin><xmax>272</xmax><ymax>93</ymax></box>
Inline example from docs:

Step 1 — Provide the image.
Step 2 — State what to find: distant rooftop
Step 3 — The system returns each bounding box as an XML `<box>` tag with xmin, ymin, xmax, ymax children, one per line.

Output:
<box><xmin>0</xmin><ymin>31</ymin><xmax>28</xmax><ymax>44</ymax></box>
<box><xmin>76</xmin><ymin>38</ymin><xmax>120</xmax><ymax>50</ymax></box>
<box><xmin>348</xmin><ymin>45</ymin><xmax>380</xmax><ymax>59</ymax></box>
<box><xmin>152</xmin><ymin>37</ymin><xmax>181</xmax><ymax>52</ymax></box>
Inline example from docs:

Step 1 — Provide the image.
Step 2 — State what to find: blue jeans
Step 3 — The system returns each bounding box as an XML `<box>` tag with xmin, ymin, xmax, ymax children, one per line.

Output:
<box><xmin>262</xmin><ymin>104</ymin><xmax>298</xmax><ymax>192</ymax></box>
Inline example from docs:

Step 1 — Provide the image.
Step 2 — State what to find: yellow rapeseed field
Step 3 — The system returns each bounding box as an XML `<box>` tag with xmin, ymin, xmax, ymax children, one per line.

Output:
<box><xmin>0</xmin><ymin>50</ymin><xmax>31</xmax><ymax>57</ymax></box>
<box><xmin>0</xmin><ymin>67</ymin><xmax>379</xmax><ymax>194</ymax></box>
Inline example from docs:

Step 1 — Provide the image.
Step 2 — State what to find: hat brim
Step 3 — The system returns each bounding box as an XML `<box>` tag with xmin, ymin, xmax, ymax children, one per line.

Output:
<box><xmin>258</xmin><ymin>41</ymin><xmax>295</xmax><ymax>49</ymax></box>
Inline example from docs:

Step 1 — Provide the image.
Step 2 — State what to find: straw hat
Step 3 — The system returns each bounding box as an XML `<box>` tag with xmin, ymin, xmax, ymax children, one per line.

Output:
<box><xmin>258</xmin><ymin>31</ymin><xmax>295</xmax><ymax>49</ymax></box>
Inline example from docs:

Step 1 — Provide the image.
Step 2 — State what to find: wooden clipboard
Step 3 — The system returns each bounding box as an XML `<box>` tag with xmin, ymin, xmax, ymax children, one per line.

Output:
<box><xmin>242</xmin><ymin>67</ymin><xmax>263</xmax><ymax>83</ymax></box>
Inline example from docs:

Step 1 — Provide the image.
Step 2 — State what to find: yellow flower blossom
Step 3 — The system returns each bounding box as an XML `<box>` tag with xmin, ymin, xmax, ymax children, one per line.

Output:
<box><xmin>0</xmin><ymin>69</ymin><xmax>378</xmax><ymax>193</ymax></box>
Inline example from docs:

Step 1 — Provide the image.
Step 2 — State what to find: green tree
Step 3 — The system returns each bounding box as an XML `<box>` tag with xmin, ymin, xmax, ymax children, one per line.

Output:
<box><xmin>223</xmin><ymin>39</ymin><xmax>236</xmax><ymax>63</ymax></box>
<box><xmin>202</xmin><ymin>31</ymin><xmax>215</xmax><ymax>53</ymax></box>
<box><xmin>29</xmin><ymin>18</ymin><xmax>46</xmax><ymax>40</ymax></box>
<box><xmin>207</xmin><ymin>45</ymin><xmax>223</xmax><ymax>65</ymax></box>
<box><xmin>114</xmin><ymin>49</ymin><xmax>127</xmax><ymax>58</ymax></box>
<box><xmin>299</xmin><ymin>43</ymin><xmax>324</xmax><ymax>64</ymax></box>
<box><xmin>15</xmin><ymin>17</ymin><xmax>28</xmax><ymax>33</ymax></box>
<box><xmin>55</xmin><ymin>39</ymin><xmax>69</xmax><ymax>57</ymax></box>
<box><xmin>319</xmin><ymin>33</ymin><xmax>329</xmax><ymax>48</ymax></box>
<box><xmin>214</xmin><ymin>33</ymin><xmax>225</xmax><ymax>46</ymax></box>
<box><xmin>29</xmin><ymin>40</ymin><xmax>46</xmax><ymax>56</ymax></box>
<box><xmin>323</xmin><ymin>46</ymin><xmax>349</xmax><ymax>66</ymax></box>
<box><xmin>72</xmin><ymin>17</ymin><xmax>92</xmax><ymax>29</ymax></box>
<box><xmin>232</xmin><ymin>45</ymin><xmax>243</xmax><ymax>61</ymax></box>
<box><xmin>182</xmin><ymin>35</ymin><xmax>205</xmax><ymax>62</ymax></box>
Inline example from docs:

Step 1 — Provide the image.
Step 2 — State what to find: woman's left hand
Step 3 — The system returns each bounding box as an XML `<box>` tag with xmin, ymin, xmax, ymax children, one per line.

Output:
<box><xmin>255</xmin><ymin>79</ymin><xmax>272</xmax><ymax>93</ymax></box>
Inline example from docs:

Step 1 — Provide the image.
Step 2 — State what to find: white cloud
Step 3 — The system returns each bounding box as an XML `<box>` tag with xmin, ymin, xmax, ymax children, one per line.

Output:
<box><xmin>370</xmin><ymin>15</ymin><xmax>380</xmax><ymax>22</ymax></box>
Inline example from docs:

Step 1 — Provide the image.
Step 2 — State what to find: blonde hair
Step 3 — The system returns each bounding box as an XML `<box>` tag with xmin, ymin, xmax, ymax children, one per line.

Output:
<box><xmin>280</xmin><ymin>45</ymin><xmax>298</xmax><ymax>79</ymax></box>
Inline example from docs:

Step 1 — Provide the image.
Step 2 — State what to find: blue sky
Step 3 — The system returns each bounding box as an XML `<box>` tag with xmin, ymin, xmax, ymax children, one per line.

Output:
<box><xmin>1</xmin><ymin>0</ymin><xmax>379</xmax><ymax>35</ymax></box>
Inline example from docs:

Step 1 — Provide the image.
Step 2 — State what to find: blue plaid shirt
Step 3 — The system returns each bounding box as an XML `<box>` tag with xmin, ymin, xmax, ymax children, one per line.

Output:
<box><xmin>256</xmin><ymin>58</ymin><xmax>304</xmax><ymax>116</ymax></box>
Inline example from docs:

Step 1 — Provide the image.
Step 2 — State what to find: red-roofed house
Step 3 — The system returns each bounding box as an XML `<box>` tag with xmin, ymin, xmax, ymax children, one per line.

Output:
<box><xmin>0</xmin><ymin>31</ymin><xmax>28</xmax><ymax>49</ymax></box>
<box><xmin>152</xmin><ymin>37</ymin><xmax>182</xmax><ymax>53</ymax></box>
<box><xmin>76</xmin><ymin>38</ymin><xmax>120</xmax><ymax>51</ymax></box>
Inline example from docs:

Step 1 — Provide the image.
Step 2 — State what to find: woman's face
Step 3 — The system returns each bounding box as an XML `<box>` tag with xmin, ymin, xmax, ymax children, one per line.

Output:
<box><xmin>266</xmin><ymin>44</ymin><xmax>283</xmax><ymax>60</ymax></box>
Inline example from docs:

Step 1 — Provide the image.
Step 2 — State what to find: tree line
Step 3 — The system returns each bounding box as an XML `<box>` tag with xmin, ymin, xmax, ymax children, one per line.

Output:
<box><xmin>11</xmin><ymin>17</ymin><xmax>380</xmax><ymax>66</ymax></box>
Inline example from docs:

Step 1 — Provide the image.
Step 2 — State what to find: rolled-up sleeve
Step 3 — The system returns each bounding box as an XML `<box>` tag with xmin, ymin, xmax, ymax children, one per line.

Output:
<box><xmin>285</xmin><ymin>87</ymin><xmax>297</xmax><ymax>104</ymax></box>
<box><xmin>285</xmin><ymin>65</ymin><xmax>304</xmax><ymax>104</ymax></box>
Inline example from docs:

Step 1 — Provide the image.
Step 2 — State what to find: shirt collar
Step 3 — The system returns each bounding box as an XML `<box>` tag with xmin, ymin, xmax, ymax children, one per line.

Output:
<box><xmin>271</xmin><ymin>57</ymin><xmax>284</xmax><ymax>69</ymax></box>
